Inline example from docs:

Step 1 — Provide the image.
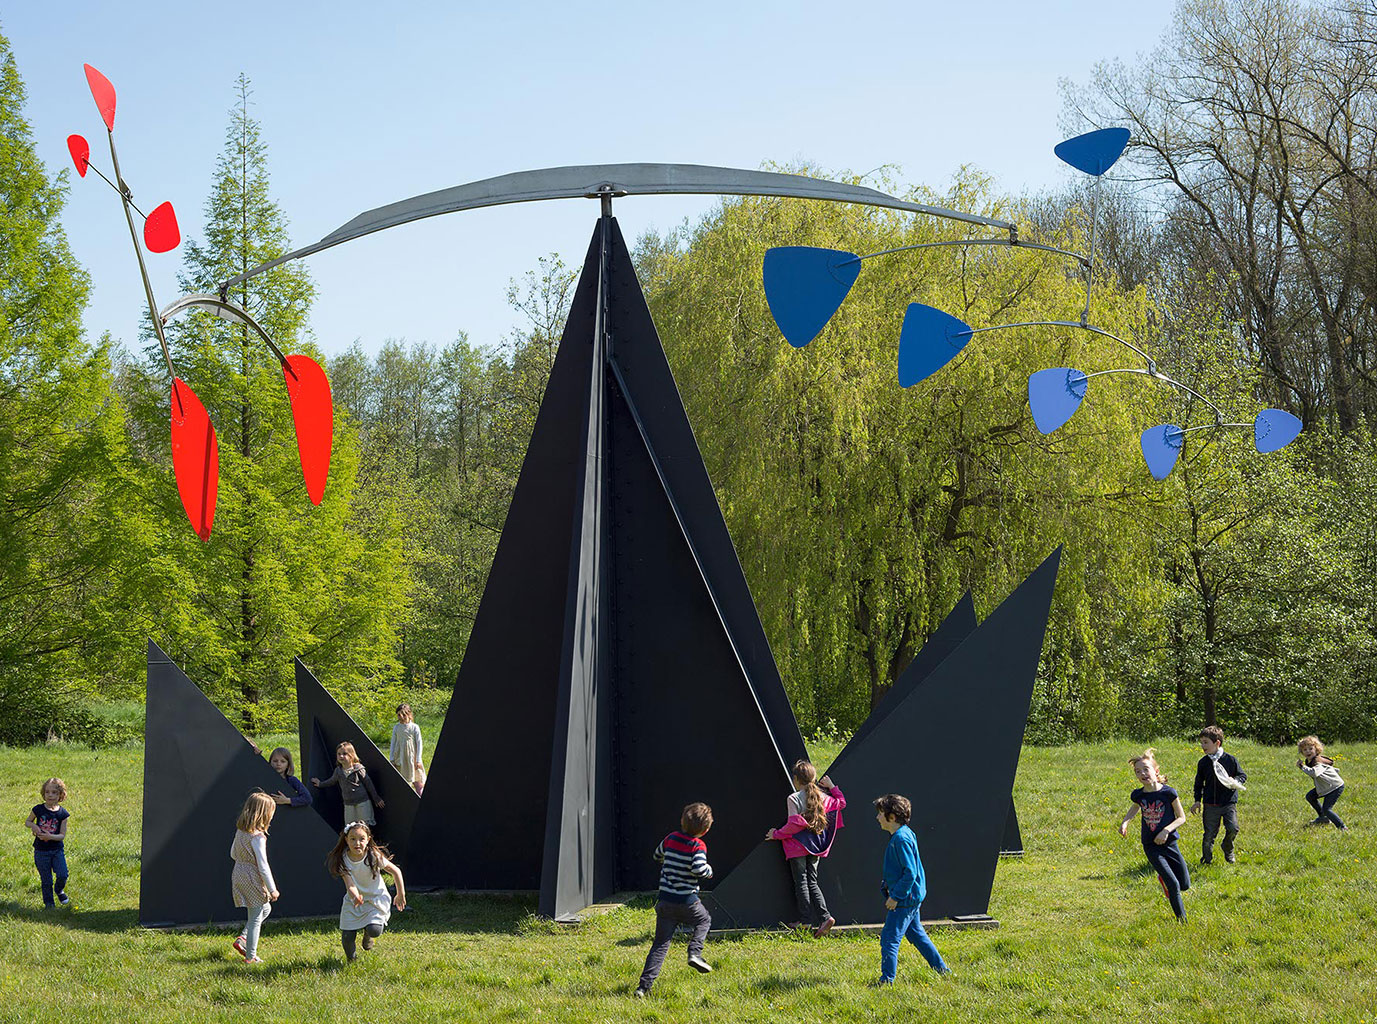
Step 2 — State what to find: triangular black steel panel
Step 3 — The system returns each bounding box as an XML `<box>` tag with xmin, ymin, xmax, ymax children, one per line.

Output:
<box><xmin>407</xmin><ymin>225</ymin><xmax>605</xmax><ymax>891</ymax></box>
<box><xmin>1002</xmin><ymin>803</ymin><xmax>1024</xmax><ymax>855</ymax></box>
<box><xmin>704</xmin><ymin>549</ymin><xmax>1060</xmax><ymax>928</ymax></box>
<box><xmin>295</xmin><ymin>658</ymin><xmax>419</xmax><ymax>860</ymax></box>
<box><xmin>140</xmin><ymin>641</ymin><xmax>342</xmax><ymax>926</ymax></box>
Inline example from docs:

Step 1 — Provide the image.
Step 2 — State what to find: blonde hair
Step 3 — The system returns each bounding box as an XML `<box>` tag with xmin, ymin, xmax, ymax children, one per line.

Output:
<box><xmin>792</xmin><ymin>760</ymin><xmax>828</xmax><ymax>834</ymax></box>
<box><xmin>41</xmin><ymin>777</ymin><xmax>68</xmax><ymax>802</ymax></box>
<box><xmin>236</xmin><ymin>791</ymin><xmax>276</xmax><ymax>833</ymax></box>
<box><xmin>336</xmin><ymin>741</ymin><xmax>360</xmax><ymax>766</ymax></box>
<box><xmin>1128</xmin><ymin>748</ymin><xmax>1166</xmax><ymax>784</ymax></box>
<box><xmin>1298</xmin><ymin>735</ymin><xmax>1328</xmax><ymax>763</ymax></box>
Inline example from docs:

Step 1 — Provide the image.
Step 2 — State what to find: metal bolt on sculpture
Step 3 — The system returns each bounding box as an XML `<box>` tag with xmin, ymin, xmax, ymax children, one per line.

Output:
<box><xmin>70</xmin><ymin>66</ymin><xmax>335</xmax><ymax>540</ymax></box>
<box><xmin>761</xmin><ymin>127</ymin><xmax>1304</xmax><ymax>480</ymax></box>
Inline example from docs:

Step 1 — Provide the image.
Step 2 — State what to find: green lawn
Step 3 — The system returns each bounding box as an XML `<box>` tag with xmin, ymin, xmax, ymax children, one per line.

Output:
<box><xmin>1</xmin><ymin>737</ymin><xmax>1373</xmax><ymax>1023</ymax></box>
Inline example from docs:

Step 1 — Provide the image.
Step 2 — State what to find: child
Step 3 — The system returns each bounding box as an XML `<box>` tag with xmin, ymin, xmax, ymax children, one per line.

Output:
<box><xmin>230</xmin><ymin>791</ymin><xmax>279</xmax><ymax>963</ymax></box>
<box><xmin>764</xmin><ymin>759</ymin><xmax>845</xmax><ymax>936</ymax></box>
<box><xmin>326</xmin><ymin>821</ymin><xmax>406</xmax><ymax>961</ymax></box>
<box><xmin>873</xmin><ymin>793</ymin><xmax>948</xmax><ymax>983</ymax></box>
<box><xmin>634</xmin><ymin>802</ymin><xmax>714</xmax><ymax>998</ymax></box>
<box><xmin>25</xmin><ymin>778</ymin><xmax>71</xmax><ymax>908</ymax></box>
<box><xmin>1296</xmin><ymin>735</ymin><xmax>1347</xmax><ymax>830</ymax></box>
<box><xmin>388</xmin><ymin>703</ymin><xmax>424</xmax><ymax>793</ymax></box>
<box><xmin>312</xmin><ymin>741</ymin><xmax>385</xmax><ymax>825</ymax></box>
<box><xmin>1119</xmin><ymin>748</ymin><xmax>1190</xmax><ymax>922</ymax></box>
<box><xmin>267</xmin><ymin>747</ymin><xmax>313</xmax><ymax>808</ymax></box>
<box><xmin>1189</xmin><ymin>725</ymin><xmax>1247</xmax><ymax>864</ymax></box>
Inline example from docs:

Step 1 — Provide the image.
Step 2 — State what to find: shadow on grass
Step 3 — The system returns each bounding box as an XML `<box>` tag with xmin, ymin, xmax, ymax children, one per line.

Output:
<box><xmin>750</xmin><ymin>974</ymin><xmax>831</xmax><ymax>996</ymax></box>
<box><xmin>0</xmin><ymin>901</ymin><xmax>137</xmax><ymax>933</ymax></box>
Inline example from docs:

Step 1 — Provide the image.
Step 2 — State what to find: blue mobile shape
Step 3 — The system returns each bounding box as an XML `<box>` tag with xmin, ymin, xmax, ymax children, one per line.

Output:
<box><xmin>898</xmin><ymin>304</ymin><xmax>974</xmax><ymax>387</ymax></box>
<box><xmin>1053</xmin><ymin>127</ymin><xmax>1131</xmax><ymax>177</ymax></box>
<box><xmin>1141</xmin><ymin>424</ymin><xmax>1186</xmax><ymax>481</ymax></box>
<box><xmin>762</xmin><ymin>247</ymin><xmax>861</xmax><ymax>348</ymax></box>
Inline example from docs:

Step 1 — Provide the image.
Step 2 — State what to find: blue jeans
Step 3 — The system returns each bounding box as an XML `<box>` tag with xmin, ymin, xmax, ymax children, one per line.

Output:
<box><xmin>1306</xmin><ymin>786</ymin><xmax>1346</xmax><ymax>828</ymax></box>
<box><xmin>880</xmin><ymin>903</ymin><xmax>947</xmax><ymax>980</ymax></box>
<box><xmin>34</xmin><ymin>847</ymin><xmax>68</xmax><ymax>905</ymax></box>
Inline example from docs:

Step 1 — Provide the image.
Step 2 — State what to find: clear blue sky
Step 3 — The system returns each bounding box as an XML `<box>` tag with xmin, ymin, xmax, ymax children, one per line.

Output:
<box><xmin>4</xmin><ymin>2</ymin><xmax>1175</xmax><ymax>360</ymax></box>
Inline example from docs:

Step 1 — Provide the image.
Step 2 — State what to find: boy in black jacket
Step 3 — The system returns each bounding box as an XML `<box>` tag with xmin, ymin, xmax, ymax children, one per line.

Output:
<box><xmin>1190</xmin><ymin>725</ymin><xmax>1247</xmax><ymax>865</ymax></box>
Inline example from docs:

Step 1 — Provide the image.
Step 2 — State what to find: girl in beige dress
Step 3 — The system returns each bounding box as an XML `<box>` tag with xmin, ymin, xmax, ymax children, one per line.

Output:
<box><xmin>229</xmin><ymin>791</ymin><xmax>278</xmax><ymax>963</ymax></box>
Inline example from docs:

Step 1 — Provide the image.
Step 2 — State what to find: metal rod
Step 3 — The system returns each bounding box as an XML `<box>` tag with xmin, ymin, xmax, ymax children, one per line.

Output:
<box><xmin>159</xmin><ymin>294</ymin><xmax>295</xmax><ymax>377</ymax></box>
<box><xmin>1082</xmin><ymin>174</ymin><xmax>1100</xmax><ymax>327</ymax></box>
<box><xmin>961</xmin><ymin>320</ymin><xmax>1155</xmax><ymax>365</ymax></box>
<box><xmin>851</xmin><ymin>237</ymin><xmax>1089</xmax><ymax>267</ymax></box>
<box><xmin>1071</xmin><ymin>366</ymin><xmax>1226</xmax><ymax>422</ymax></box>
<box><xmin>85</xmin><ymin>161</ymin><xmax>147</xmax><ymax>218</ymax></box>
<box><xmin>106</xmin><ymin>129</ymin><xmax>178</xmax><ymax>399</ymax></box>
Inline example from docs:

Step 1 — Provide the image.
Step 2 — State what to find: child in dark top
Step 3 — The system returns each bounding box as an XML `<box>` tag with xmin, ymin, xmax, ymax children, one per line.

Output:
<box><xmin>267</xmin><ymin>747</ymin><xmax>312</xmax><ymax>808</ymax></box>
<box><xmin>25</xmin><ymin>777</ymin><xmax>71</xmax><ymax>907</ymax></box>
<box><xmin>1119</xmin><ymin>748</ymin><xmax>1190</xmax><ymax>922</ymax></box>
<box><xmin>1296</xmin><ymin>735</ymin><xmax>1348</xmax><ymax>830</ymax></box>
<box><xmin>1189</xmin><ymin>725</ymin><xmax>1247</xmax><ymax>865</ymax></box>
<box><xmin>765</xmin><ymin>759</ymin><xmax>846</xmax><ymax>937</ymax></box>
<box><xmin>873</xmin><ymin>793</ymin><xmax>948</xmax><ymax>984</ymax></box>
<box><xmin>312</xmin><ymin>742</ymin><xmax>384</xmax><ymax>825</ymax></box>
<box><xmin>634</xmin><ymin>802</ymin><xmax>714</xmax><ymax>998</ymax></box>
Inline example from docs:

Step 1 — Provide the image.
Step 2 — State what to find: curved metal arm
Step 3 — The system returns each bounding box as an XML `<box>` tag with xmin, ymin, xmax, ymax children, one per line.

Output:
<box><xmin>1078</xmin><ymin>367</ymin><xmax>1225</xmax><ymax>423</ymax></box>
<box><xmin>962</xmin><ymin>321</ymin><xmax>1156</xmax><ymax>368</ymax></box>
<box><xmin>852</xmin><ymin>237</ymin><xmax>1088</xmax><ymax>267</ymax></box>
<box><xmin>160</xmin><ymin>293</ymin><xmax>293</xmax><ymax>374</ymax></box>
<box><xmin>219</xmin><ymin>163</ymin><xmax>1017</xmax><ymax>295</ymax></box>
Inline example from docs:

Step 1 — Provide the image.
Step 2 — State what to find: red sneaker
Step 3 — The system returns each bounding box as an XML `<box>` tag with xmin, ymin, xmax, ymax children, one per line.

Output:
<box><xmin>232</xmin><ymin>935</ymin><xmax>246</xmax><ymax>957</ymax></box>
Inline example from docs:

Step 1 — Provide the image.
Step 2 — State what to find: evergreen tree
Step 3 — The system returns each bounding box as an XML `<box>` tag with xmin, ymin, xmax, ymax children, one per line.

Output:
<box><xmin>127</xmin><ymin>76</ymin><xmax>409</xmax><ymax>729</ymax></box>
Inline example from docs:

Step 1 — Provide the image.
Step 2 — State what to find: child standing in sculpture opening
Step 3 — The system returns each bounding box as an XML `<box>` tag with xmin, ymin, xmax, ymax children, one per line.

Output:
<box><xmin>388</xmin><ymin>703</ymin><xmax>424</xmax><ymax>794</ymax></box>
<box><xmin>765</xmin><ymin>759</ymin><xmax>845</xmax><ymax>936</ymax></box>
<box><xmin>268</xmin><ymin>747</ymin><xmax>312</xmax><ymax>808</ymax></box>
<box><xmin>326</xmin><ymin>821</ymin><xmax>406</xmax><ymax>961</ymax></box>
<box><xmin>25</xmin><ymin>778</ymin><xmax>71</xmax><ymax>907</ymax></box>
<box><xmin>1189</xmin><ymin>725</ymin><xmax>1246</xmax><ymax>865</ymax></box>
<box><xmin>230</xmin><ymin>791</ymin><xmax>278</xmax><ymax>963</ymax></box>
<box><xmin>312</xmin><ymin>741</ymin><xmax>384</xmax><ymax>826</ymax></box>
<box><xmin>634</xmin><ymin>802</ymin><xmax>714</xmax><ymax>998</ymax></box>
<box><xmin>1297</xmin><ymin>735</ymin><xmax>1347</xmax><ymax>830</ymax></box>
<box><xmin>1119</xmin><ymin>748</ymin><xmax>1190</xmax><ymax>922</ymax></box>
<box><xmin>873</xmin><ymin>793</ymin><xmax>948</xmax><ymax>983</ymax></box>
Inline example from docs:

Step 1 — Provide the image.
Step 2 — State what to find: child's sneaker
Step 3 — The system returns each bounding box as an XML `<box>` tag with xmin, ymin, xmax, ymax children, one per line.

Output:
<box><xmin>361</xmin><ymin>933</ymin><xmax>375</xmax><ymax>951</ymax></box>
<box><xmin>687</xmin><ymin>954</ymin><xmax>712</xmax><ymax>973</ymax></box>
<box><xmin>56</xmin><ymin>893</ymin><xmax>71</xmax><ymax>907</ymax></box>
<box><xmin>232</xmin><ymin>935</ymin><xmax>247</xmax><ymax>957</ymax></box>
<box><xmin>632</xmin><ymin>988</ymin><xmax>648</xmax><ymax>999</ymax></box>
<box><xmin>242</xmin><ymin>956</ymin><xmax>264</xmax><ymax>964</ymax></box>
<box><xmin>813</xmin><ymin>916</ymin><xmax>835</xmax><ymax>938</ymax></box>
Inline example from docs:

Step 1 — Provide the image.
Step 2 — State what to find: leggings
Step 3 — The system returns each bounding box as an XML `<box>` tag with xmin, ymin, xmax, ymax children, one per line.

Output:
<box><xmin>242</xmin><ymin>902</ymin><xmax>271</xmax><ymax>958</ymax></box>
<box><xmin>788</xmin><ymin>855</ymin><xmax>830</xmax><ymax>927</ymax></box>
<box><xmin>1306</xmin><ymin>786</ymin><xmax>1346</xmax><ymax>829</ymax></box>
<box><xmin>1143</xmin><ymin>838</ymin><xmax>1191</xmax><ymax>921</ymax></box>
<box><xmin>341</xmin><ymin>923</ymin><xmax>384</xmax><ymax>959</ymax></box>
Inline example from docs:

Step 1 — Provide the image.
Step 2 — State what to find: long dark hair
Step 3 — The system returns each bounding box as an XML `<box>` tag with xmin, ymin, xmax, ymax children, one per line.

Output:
<box><xmin>792</xmin><ymin>760</ymin><xmax>827</xmax><ymax>834</ymax></box>
<box><xmin>325</xmin><ymin>822</ymin><xmax>390</xmax><ymax>879</ymax></box>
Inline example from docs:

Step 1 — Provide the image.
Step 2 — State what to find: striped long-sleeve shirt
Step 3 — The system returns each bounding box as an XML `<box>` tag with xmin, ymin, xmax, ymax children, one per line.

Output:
<box><xmin>653</xmin><ymin>831</ymin><xmax>713</xmax><ymax>903</ymax></box>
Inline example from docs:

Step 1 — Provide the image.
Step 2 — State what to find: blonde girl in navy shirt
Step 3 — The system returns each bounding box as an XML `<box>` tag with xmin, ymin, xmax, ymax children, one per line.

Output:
<box><xmin>1119</xmin><ymin>748</ymin><xmax>1191</xmax><ymax>921</ymax></box>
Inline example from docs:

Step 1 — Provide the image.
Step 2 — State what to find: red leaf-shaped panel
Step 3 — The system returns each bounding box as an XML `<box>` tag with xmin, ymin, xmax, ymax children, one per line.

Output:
<box><xmin>67</xmin><ymin>134</ymin><xmax>90</xmax><ymax>177</ymax></box>
<box><xmin>283</xmin><ymin>355</ymin><xmax>333</xmax><ymax>505</ymax></box>
<box><xmin>170</xmin><ymin>379</ymin><xmax>218</xmax><ymax>541</ymax></box>
<box><xmin>83</xmin><ymin>64</ymin><xmax>117</xmax><ymax>131</ymax></box>
<box><xmin>144</xmin><ymin>201</ymin><xmax>181</xmax><ymax>253</ymax></box>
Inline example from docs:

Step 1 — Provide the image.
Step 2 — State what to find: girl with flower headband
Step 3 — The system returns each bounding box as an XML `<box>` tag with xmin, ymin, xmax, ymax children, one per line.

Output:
<box><xmin>326</xmin><ymin>821</ymin><xmax>406</xmax><ymax>961</ymax></box>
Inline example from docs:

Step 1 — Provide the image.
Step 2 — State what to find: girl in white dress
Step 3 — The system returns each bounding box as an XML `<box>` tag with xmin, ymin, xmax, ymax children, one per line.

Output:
<box><xmin>388</xmin><ymin>703</ymin><xmax>424</xmax><ymax>792</ymax></box>
<box><xmin>326</xmin><ymin>821</ymin><xmax>406</xmax><ymax>961</ymax></box>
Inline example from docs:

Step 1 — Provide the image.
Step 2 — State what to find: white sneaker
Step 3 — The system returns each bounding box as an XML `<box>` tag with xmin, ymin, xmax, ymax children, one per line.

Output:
<box><xmin>688</xmin><ymin>954</ymin><xmax>712</xmax><ymax>974</ymax></box>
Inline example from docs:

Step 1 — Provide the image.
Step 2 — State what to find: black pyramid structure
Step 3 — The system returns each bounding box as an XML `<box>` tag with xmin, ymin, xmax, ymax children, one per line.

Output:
<box><xmin>409</xmin><ymin>216</ymin><xmax>809</xmax><ymax>918</ymax></box>
<box><xmin>295</xmin><ymin>658</ymin><xmax>420</xmax><ymax>860</ymax></box>
<box><xmin>703</xmin><ymin>549</ymin><xmax>1060</xmax><ymax>928</ymax></box>
<box><xmin>140</xmin><ymin>641</ymin><xmax>342</xmax><ymax>926</ymax></box>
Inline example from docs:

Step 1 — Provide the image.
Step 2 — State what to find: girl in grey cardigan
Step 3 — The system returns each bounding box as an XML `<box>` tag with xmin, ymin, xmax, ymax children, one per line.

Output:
<box><xmin>1297</xmin><ymin>735</ymin><xmax>1347</xmax><ymax>830</ymax></box>
<box><xmin>312</xmin><ymin>741</ymin><xmax>385</xmax><ymax>826</ymax></box>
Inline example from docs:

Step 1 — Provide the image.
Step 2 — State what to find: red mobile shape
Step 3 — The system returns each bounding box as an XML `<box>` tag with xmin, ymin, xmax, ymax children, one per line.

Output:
<box><xmin>83</xmin><ymin>64</ymin><xmax>117</xmax><ymax>131</ymax></box>
<box><xmin>283</xmin><ymin>355</ymin><xmax>333</xmax><ymax>505</ymax></box>
<box><xmin>170</xmin><ymin>379</ymin><xmax>219</xmax><ymax>541</ymax></box>
<box><xmin>67</xmin><ymin>135</ymin><xmax>90</xmax><ymax>176</ymax></box>
<box><xmin>144</xmin><ymin>201</ymin><xmax>181</xmax><ymax>253</ymax></box>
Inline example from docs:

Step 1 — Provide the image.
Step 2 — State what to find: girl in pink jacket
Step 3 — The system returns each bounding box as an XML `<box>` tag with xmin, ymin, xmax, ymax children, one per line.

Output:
<box><xmin>764</xmin><ymin>759</ymin><xmax>846</xmax><ymax>936</ymax></box>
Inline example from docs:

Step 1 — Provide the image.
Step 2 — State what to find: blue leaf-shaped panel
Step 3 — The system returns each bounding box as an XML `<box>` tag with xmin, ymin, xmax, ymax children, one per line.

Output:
<box><xmin>1140</xmin><ymin>424</ymin><xmax>1185</xmax><ymax>480</ymax></box>
<box><xmin>897</xmin><ymin>304</ymin><xmax>972</xmax><ymax>387</ymax></box>
<box><xmin>1254</xmin><ymin>408</ymin><xmax>1302</xmax><ymax>454</ymax></box>
<box><xmin>1054</xmin><ymin>127</ymin><xmax>1131</xmax><ymax>176</ymax></box>
<box><xmin>762</xmin><ymin>247</ymin><xmax>860</xmax><ymax>348</ymax></box>
<box><xmin>1028</xmin><ymin>367</ymin><xmax>1089</xmax><ymax>434</ymax></box>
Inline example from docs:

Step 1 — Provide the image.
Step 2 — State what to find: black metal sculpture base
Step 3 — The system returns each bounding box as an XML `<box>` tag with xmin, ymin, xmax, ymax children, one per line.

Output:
<box><xmin>140</xmin><ymin>641</ymin><xmax>342</xmax><ymax>926</ymax></box>
<box><xmin>703</xmin><ymin>549</ymin><xmax>1060</xmax><ymax>928</ymax></box>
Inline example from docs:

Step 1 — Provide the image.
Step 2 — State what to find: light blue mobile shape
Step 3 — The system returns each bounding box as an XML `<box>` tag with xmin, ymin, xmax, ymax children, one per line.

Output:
<box><xmin>1053</xmin><ymin>128</ymin><xmax>1131</xmax><ymax>177</ymax></box>
<box><xmin>897</xmin><ymin>304</ymin><xmax>973</xmax><ymax>387</ymax></box>
<box><xmin>762</xmin><ymin>247</ymin><xmax>860</xmax><ymax>348</ymax></box>
<box><xmin>1253</xmin><ymin>408</ymin><xmax>1302</xmax><ymax>454</ymax></box>
<box><xmin>1140</xmin><ymin>424</ymin><xmax>1186</xmax><ymax>480</ymax></box>
<box><xmin>1027</xmin><ymin>368</ymin><xmax>1090</xmax><ymax>433</ymax></box>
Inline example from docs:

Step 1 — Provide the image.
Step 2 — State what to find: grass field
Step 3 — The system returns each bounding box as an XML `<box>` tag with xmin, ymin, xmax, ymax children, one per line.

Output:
<box><xmin>1</xmin><ymin>735</ymin><xmax>1373</xmax><ymax>1023</ymax></box>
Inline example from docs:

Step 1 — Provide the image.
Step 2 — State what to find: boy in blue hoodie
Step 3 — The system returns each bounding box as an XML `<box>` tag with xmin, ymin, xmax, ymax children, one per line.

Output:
<box><xmin>874</xmin><ymin>793</ymin><xmax>949</xmax><ymax>983</ymax></box>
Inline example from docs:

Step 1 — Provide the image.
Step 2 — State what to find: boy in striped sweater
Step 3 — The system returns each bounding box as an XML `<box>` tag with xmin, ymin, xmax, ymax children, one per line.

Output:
<box><xmin>634</xmin><ymin>802</ymin><xmax>714</xmax><ymax>997</ymax></box>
